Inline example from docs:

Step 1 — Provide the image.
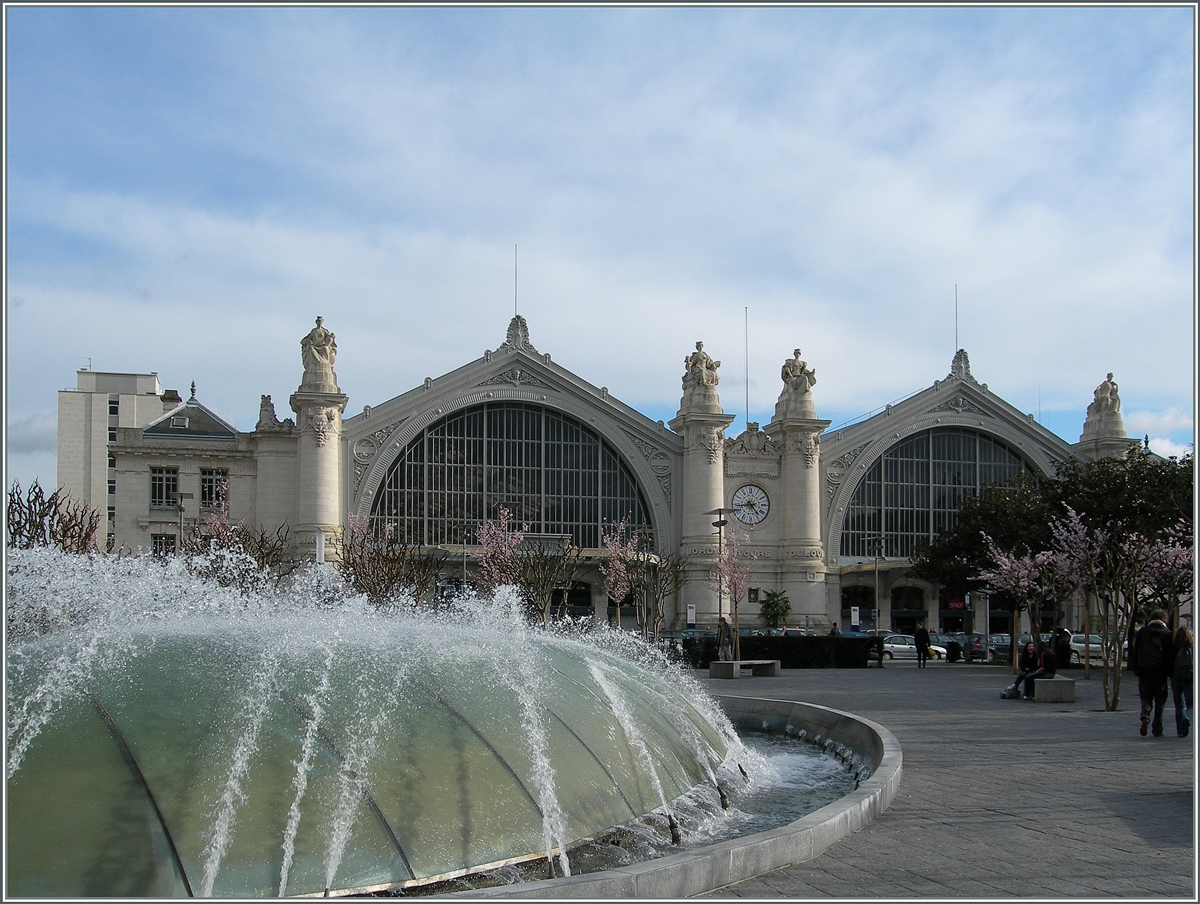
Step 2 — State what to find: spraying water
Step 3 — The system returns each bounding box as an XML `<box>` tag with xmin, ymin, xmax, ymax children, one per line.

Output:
<box><xmin>5</xmin><ymin>547</ymin><xmax>743</xmax><ymax>897</ymax></box>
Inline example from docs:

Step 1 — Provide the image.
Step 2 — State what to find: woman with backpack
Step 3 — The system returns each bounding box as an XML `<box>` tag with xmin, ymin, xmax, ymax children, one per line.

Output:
<box><xmin>1172</xmin><ymin>625</ymin><xmax>1193</xmax><ymax>738</ymax></box>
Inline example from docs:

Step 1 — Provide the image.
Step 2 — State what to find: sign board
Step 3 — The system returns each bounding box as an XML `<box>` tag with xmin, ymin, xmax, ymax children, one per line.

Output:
<box><xmin>747</xmin><ymin>588</ymin><xmax>759</xmax><ymax>604</ymax></box>
<box><xmin>850</xmin><ymin>606</ymin><xmax>860</xmax><ymax>629</ymax></box>
<box><xmin>948</xmin><ymin>598</ymin><xmax>965</xmax><ymax>610</ymax></box>
<box><xmin>686</xmin><ymin>604</ymin><xmax>696</xmax><ymax>628</ymax></box>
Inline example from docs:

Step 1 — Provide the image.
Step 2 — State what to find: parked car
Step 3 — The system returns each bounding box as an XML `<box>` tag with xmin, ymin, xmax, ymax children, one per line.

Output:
<box><xmin>988</xmin><ymin>634</ymin><xmax>1012</xmax><ymax>660</ymax></box>
<box><xmin>1069</xmin><ymin>633</ymin><xmax>1105</xmax><ymax>663</ymax></box>
<box><xmin>954</xmin><ymin>632</ymin><xmax>989</xmax><ymax>662</ymax></box>
<box><xmin>883</xmin><ymin>634</ymin><xmax>948</xmax><ymax>660</ymax></box>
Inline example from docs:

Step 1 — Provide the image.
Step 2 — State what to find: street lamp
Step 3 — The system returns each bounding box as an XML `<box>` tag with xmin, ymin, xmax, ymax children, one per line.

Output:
<box><xmin>174</xmin><ymin>492</ymin><xmax>193</xmax><ymax>554</ymax></box>
<box><xmin>872</xmin><ymin>536</ymin><xmax>883</xmax><ymax>633</ymax></box>
<box><xmin>706</xmin><ymin>507</ymin><xmax>736</xmax><ymax>659</ymax></box>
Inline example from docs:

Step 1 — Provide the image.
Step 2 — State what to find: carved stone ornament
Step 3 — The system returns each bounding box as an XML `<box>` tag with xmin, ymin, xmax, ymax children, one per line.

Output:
<box><xmin>945</xmin><ymin>349</ymin><xmax>978</xmax><ymax>384</ymax></box>
<box><xmin>824</xmin><ymin>441</ymin><xmax>870</xmax><ymax>492</ymax></box>
<box><xmin>478</xmin><ymin>367</ymin><xmax>553</xmax><ymax>390</ymax></box>
<box><xmin>696</xmin><ymin>426</ymin><xmax>723</xmax><ymax>464</ymax></box>
<box><xmin>625</xmin><ymin>433</ymin><xmax>674</xmax><ymax>507</ymax></box>
<box><xmin>929</xmin><ymin>396</ymin><xmax>988</xmax><ymax>416</ymax></box>
<box><xmin>255</xmin><ymin>394</ymin><xmax>295</xmax><ymax>433</ymax></box>
<box><xmin>353</xmin><ymin>438</ymin><xmax>377</xmax><ymax>463</ymax></box>
<box><xmin>725</xmin><ymin>422</ymin><xmax>778</xmax><ymax>459</ymax></box>
<box><xmin>369</xmin><ymin>418</ymin><xmax>405</xmax><ymax>448</ymax></box>
<box><xmin>800</xmin><ymin>433</ymin><xmax>820</xmax><ymax>468</ymax></box>
<box><xmin>304</xmin><ymin>407</ymin><xmax>338</xmax><ymax>446</ymax></box>
<box><xmin>498</xmin><ymin>314</ymin><xmax>538</xmax><ymax>354</ymax></box>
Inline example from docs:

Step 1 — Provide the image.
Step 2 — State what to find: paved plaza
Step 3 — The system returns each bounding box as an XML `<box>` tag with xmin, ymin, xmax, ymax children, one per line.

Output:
<box><xmin>697</xmin><ymin>659</ymin><xmax>1195</xmax><ymax>899</ymax></box>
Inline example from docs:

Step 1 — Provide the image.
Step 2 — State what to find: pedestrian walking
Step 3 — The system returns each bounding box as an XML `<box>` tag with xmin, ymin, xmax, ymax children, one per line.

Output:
<box><xmin>716</xmin><ymin>616</ymin><xmax>734</xmax><ymax>662</ymax></box>
<box><xmin>914</xmin><ymin>621</ymin><xmax>931</xmax><ymax>669</ymax></box>
<box><xmin>1171</xmin><ymin>625</ymin><xmax>1193</xmax><ymax>738</ymax></box>
<box><xmin>1131</xmin><ymin>609</ymin><xmax>1175</xmax><ymax>737</ymax></box>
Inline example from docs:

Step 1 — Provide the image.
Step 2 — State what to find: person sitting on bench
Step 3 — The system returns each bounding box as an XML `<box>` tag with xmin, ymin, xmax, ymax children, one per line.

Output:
<box><xmin>1021</xmin><ymin>646</ymin><xmax>1058</xmax><ymax>699</ymax></box>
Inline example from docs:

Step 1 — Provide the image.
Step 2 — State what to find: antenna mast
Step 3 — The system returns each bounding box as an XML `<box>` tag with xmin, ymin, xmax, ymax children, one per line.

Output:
<box><xmin>514</xmin><ymin>245</ymin><xmax>518</xmax><ymax>316</ymax></box>
<box><xmin>954</xmin><ymin>284</ymin><xmax>958</xmax><ymax>351</ymax></box>
<box><xmin>744</xmin><ymin>307</ymin><xmax>749</xmax><ymax>426</ymax></box>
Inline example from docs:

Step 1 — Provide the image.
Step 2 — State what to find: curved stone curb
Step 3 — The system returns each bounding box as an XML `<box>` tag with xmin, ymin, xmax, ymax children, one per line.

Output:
<box><xmin>443</xmin><ymin>695</ymin><xmax>902</xmax><ymax>898</ymax></box>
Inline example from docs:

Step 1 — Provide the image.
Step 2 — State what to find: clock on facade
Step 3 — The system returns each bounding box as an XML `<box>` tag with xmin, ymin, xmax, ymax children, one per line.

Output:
<box><xmin>732</xmin><ymin>484</ymin><xmax>770</xmax><ymax>525</ymax></box>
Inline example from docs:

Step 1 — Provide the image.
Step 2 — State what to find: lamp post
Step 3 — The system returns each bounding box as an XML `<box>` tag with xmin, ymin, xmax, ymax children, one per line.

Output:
<box><xmin>872</xmin><ymin>536</ymin><xmax>883</xmax><ymax>633</ymax></box>
<box><xmin>174</xmin><ymin>492</ymin><xmax>193</xmax><ymax>555</ymax></box>
<box><xmin>706</xmin><ymin>507</ymin><xmax>735</xmax><ymax>658</ymax></box>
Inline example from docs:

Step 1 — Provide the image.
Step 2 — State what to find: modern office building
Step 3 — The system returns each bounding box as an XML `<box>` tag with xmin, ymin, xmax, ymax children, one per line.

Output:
<box><xmin>58</xmin><ymin>315</ymin><xmax>1137</xmax><ymax>633</ymax></box>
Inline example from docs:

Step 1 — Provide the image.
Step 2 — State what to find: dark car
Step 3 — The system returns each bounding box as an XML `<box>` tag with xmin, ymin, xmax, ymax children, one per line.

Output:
<box><xmin>954</xmin><ymin>632</ymin><xmax>988</xmax><ymax>662</ymax></box>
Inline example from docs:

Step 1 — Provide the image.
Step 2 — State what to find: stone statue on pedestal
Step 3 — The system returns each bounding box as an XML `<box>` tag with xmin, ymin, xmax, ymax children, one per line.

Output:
<box><xmin>1087</xmin><ymin>373</ymin><xmax>1121</xmax><ymax>418</ymax></box>
<box><xmin>299</xmin><ymin>317</ymin><xmax>340</xmax><ymax>393</ymax></box>
<box><xmin>781</xmin><ymin>349</ymin><xmax>816</xmax><ymax>394</ymax></box>
<box><xmin>773</xmin><ymin>348</ymin><xmax>818</xmax><ymax>421</ymax></box>
<box><xmin>683</xmin><ymin>341</ymin><xmax>720</xmax><ymax>389</ymax></box>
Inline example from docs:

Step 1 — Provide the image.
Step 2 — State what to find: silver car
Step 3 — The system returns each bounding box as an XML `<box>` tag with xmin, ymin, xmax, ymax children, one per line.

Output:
<box><xmin>883</xmin><ymin>634</ymin><xmax>948</xmax><ymax>661</ymax></box>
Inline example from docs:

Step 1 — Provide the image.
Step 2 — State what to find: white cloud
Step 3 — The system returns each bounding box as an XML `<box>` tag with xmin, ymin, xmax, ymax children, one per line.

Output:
<box><xmin>1147</xmin><ymin>437</ymin><xmax>1193</xmax><ymax>460</ymax></box>
<box><xmin>5</xmin><ymin>414</ymin><xmax>57</xmax><ymax>453</ymax></box>
<box><xmin>1124</xmin><ymin>407</ymin><xmax>1194</xmax><ymax>438</ymax></box>
<box><xmin>5</xmin><ymin>7</ymin><xmax>1194</xmax><ymax>474</ymax></box>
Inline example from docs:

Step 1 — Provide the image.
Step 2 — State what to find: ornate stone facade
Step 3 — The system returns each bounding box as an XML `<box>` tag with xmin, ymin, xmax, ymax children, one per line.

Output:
<box><xmin>77</xmin><ymin>317</ymin><xmax>1134</xmax><ymax>635</ymax></box>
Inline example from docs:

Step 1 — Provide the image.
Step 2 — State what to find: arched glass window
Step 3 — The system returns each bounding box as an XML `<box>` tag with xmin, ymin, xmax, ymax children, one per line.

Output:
<box><xmin>371</xmin><ymin>403</ymin><xmax>653</xmax><ymax>549</ymax></box>
<box><xmin>840</xmin><ymin>427</ymin><xmax>1032</xmax><ymax>560</ymax></box>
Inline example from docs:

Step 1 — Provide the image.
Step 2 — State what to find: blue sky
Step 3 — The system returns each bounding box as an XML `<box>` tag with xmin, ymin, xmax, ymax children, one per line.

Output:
<box><xmin>5</xmin><ymin>6</ymin><xmax>1195</xmax><ymax>492</ymax></box>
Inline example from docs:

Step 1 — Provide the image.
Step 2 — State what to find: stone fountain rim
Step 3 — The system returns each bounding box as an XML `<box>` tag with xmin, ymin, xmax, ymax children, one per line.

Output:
<box><xmin>434</xmin><ymin>695</ymin><xmax>903</xmax><ymax>899</ymax></box>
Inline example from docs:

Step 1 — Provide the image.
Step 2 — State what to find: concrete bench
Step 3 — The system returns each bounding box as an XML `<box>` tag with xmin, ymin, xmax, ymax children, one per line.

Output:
<box><xmin>709</xmin><ymin>659</ymin><xmax>781</xmax><ymax>679</ymax></box>
<box><xmin>1033</xmin><ymin>674</ymin><xmax>1076</xmax><ymax>703</ymax></box>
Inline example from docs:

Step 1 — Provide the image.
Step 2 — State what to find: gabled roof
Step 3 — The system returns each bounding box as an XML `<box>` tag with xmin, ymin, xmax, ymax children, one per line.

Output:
<box><xmin>822</xmin><ymin>349</ymin><xmax>1077</xmax><ymax>475</ymax></box>
<box><xmin>143</xmin><ymin>392</ymin><xmax>238</xmax><ymax>440</ymax></box>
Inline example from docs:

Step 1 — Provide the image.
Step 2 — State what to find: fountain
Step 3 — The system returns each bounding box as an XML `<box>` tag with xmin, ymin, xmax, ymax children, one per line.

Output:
<box><xmin>6</xmin><ymin>546</ymin><xmax>756</xmax><ymax>898</ymax></box>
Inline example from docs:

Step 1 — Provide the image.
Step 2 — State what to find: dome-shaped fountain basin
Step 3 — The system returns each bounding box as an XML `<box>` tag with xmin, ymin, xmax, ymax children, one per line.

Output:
<box><xmin>7</xmin><ymin>606</ymin><xmax>733</xmax><ymax>898</ymax></box>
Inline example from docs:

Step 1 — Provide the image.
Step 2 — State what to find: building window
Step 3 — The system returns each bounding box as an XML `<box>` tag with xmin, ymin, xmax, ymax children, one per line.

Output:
<box><xmin>150</xmin><ymin>467</ymin><xmax>179</xmax><ymax>509</ymax></box>
<box><xmin>108</xmin><ymin>479</ymin><xmax>116</xmax><ymax>496</ymax></box>
<box><xmin>840</xmin><ymin>427</ymin><xmax>1031</xmax><ymax>560</ymax></box>
<box><xmin>108</xmin><ymin>455</ymin><xmax>116</xmax><ymax>470</ymax></box>
<box><xmin>371</xmin><ymin>402</ymin><xmax>654</xmax><ymax>549</ymax></box>
<box><xmin>151</xmin><ymin>534</ymin><xmax>177</xmax><ymax>556</ymax></box>
<box><xmin>201</xmin><ymin>469</ymin><xmax>229</xmax><ymax>509</ymax></box>
<box><xmin>107</xmin><ymin>506</ymin><xmax>116</xmax><ymax>552</ymax></box>
<box><xmin>108</xmin><ymin>395</ymin><xmax>119</xmax><ymax>443</ymax></box>
<box><xmin>170</xmin><ymin>416</ymin><xmax>189</xmax><ymax>429</ymax></box>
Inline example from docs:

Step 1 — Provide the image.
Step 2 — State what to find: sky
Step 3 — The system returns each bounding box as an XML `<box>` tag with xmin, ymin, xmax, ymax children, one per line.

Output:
<box><xmin>4</xmin><ymin>5</ymin><xmax>1196</xmax><ymax>494</ymax></box>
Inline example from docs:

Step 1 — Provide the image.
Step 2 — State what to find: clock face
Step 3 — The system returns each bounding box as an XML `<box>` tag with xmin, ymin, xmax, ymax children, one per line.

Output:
<box><xmin>732</xmin><ymin>484</ymin><xmax>770</xmax><ymax>525</ymax></box>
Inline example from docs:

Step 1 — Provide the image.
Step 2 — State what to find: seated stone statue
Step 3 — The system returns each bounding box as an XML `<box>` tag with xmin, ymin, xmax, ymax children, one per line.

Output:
<box><xmin>1087</xmin><ymin>373</ymin><xmax>1120</xmax><ymax>417</ymax></box>
<box><xmin>301</xmin><ymin>317</ymin><xmax>337</xmax><ymax>373</ymax></box>
<box><xmin>781</xmin><ymin>349</ymin><xmax>816</xmax><ymax>394</ymax></box>
<box><xmin>683</xmin><ymin>341</ymin><xmax>720</xmax><ymax>388</ymax></box>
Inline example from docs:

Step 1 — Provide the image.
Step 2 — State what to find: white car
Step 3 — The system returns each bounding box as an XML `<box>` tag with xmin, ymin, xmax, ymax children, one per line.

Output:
<box><xmin>883</xmin><ymin>634</ymin><xmax>948</xmax><ymax>661</ymax></box>
<box><xmin>1069</xmin><ymin>633</ymin><xmax>1105</xmax><ymax>663</ymax></box>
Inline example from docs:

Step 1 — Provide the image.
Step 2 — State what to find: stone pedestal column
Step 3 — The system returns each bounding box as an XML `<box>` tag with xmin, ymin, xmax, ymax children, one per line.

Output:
<box><xmin>768</xmin><ymin>349</ymin><xmax>831</xmax><ymax>624</ymax></box>
<box><xmin>290</xmin><ymin>317</ymin><xmax>348</xmax><ymax>561</ymax></box>
<box><xmin>669</xmin><ymin>345</ymin><xmax>733</xmax><ymax>627</ymax></box>
<box><xmin>290</xmin><ymin>391</ymin><xmax>348</xmax><ymax>559</ymax></box>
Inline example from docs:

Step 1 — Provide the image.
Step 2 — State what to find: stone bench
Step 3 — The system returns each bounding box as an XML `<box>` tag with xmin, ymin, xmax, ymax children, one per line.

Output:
<box><xmin>709</xmin><ymin>659</ymin><xmax>781</xmax><ymax>679</ymax></box>
<box><xmin>1033</xmin><ymin>674</ymin><xmax>1076</xmax><ymax>703</ymax></box>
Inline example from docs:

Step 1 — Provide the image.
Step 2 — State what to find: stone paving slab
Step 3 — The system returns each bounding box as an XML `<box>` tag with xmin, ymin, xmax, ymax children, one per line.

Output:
<box><xmin>697</xmin><ymin>659</ymin><xmax>1195</xmax><ymax>899</ymax></box>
